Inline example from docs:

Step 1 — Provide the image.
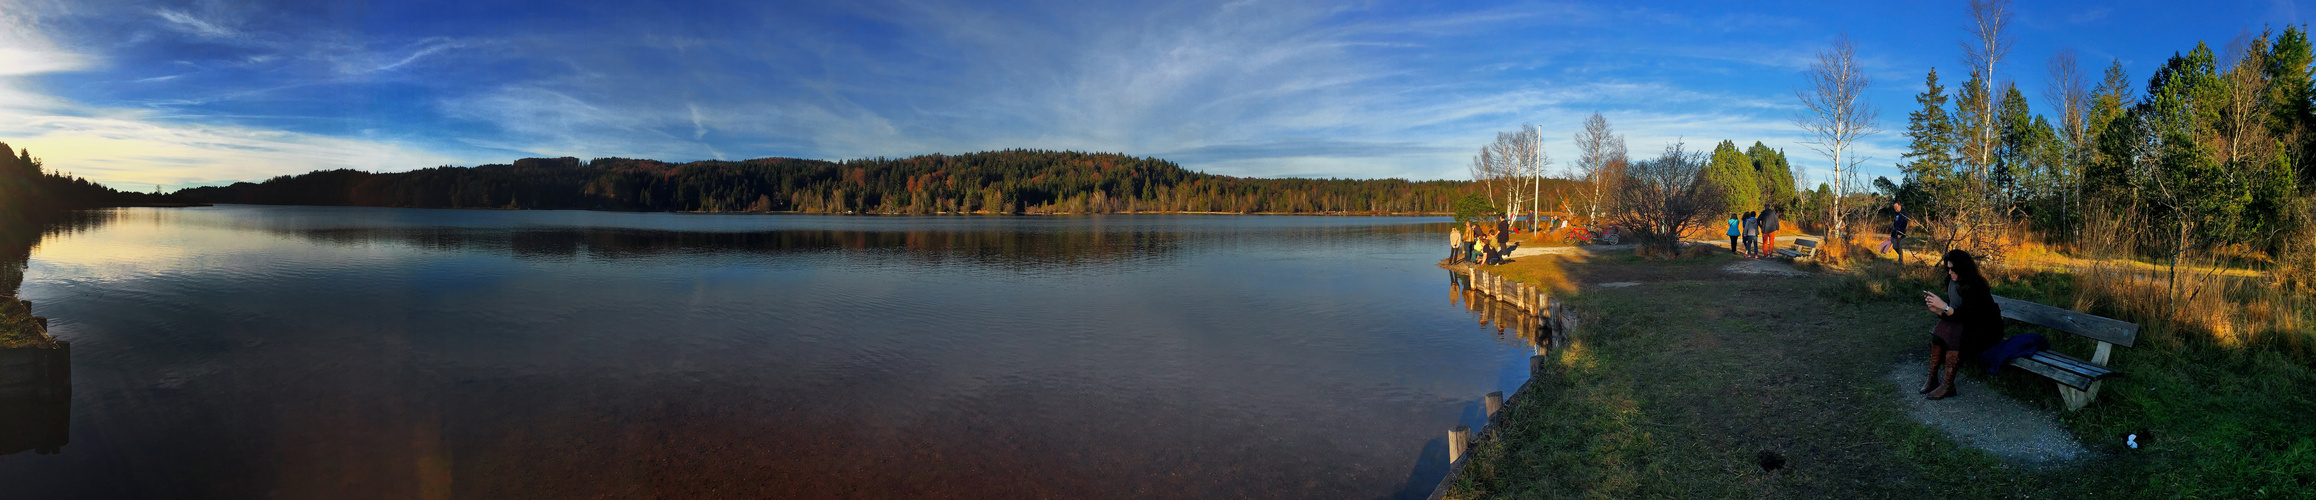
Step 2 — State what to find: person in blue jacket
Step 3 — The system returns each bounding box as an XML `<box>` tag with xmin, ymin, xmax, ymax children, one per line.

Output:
<box><xmin>1725</xmin><ymin>213</ymin><xmax>1742</xmax><ymax>254</ymax></box>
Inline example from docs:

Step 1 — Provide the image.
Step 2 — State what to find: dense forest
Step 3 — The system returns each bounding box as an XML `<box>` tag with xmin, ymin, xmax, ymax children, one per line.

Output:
<box><xmin>0</xmin><ymin>142</ymin><xmax>196</xmax><ymax>223</ymax></box>
<box><xmin>1883</xmin><ymin>27</ymin><xmax>2316</xmax><ymax>262</ymax></box>
<box><xmin>174</xmin><ymin>150</ymin><xmax>1481</xmax><ymax>215</ymax></box>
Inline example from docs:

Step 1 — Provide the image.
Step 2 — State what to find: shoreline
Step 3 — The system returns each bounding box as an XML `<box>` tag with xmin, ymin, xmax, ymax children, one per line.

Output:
<box><xmin>170</xmin><ymin>203</ymin><xmax>1455</xmax><ymax>217</ymax></box>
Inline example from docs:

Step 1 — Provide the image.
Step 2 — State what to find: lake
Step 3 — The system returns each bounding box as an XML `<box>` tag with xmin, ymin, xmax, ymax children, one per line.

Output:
<box><xmin>0</xmin><ymin>205</ymin><xmax>1544</xmax><ymax>498</ymax></box>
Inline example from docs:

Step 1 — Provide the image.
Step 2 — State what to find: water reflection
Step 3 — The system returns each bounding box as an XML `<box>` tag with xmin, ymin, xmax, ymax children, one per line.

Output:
<box><xmin>279</xmin><ymin>225</ymin><xmax>1187</xmax><ymax>268</ymax></box>
<box><xmin>4</xmin><ymin>207</ymin><xmax>1536</xmax><ymax>498</ymax></box>
<box><xmin>1448</xmin><ymin>271</ymin><xmax>1561</xmax><ymax>355</ymax></box>
<box><xmin>0</xmin><ymin>347</ymin><xmax>69</xmax><ymax>456</ymax></box>
<box><xmin>0</xmin><ymin>209</ymin><xmax>117</xmax><ymax>295</ymax></box>
<box><xmin>0</xmin><ymin>210</ymin><xmax>94</xmax><ymax>457</ymax></box>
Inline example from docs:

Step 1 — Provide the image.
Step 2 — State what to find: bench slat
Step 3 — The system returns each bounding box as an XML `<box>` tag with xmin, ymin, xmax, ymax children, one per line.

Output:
<box><xmin>2025</xmin><ymin>351</ymin><xmax>2113</xmax><ymax>378</ymax></box>
<box><xmin>1992</xmin><ymin>296</ymin><xmax>2140</xmax><ymax>347</ymax></box>
<box><xmin>2007</xmin><ymin>355</ymin><xmax>2099</xmax><ymax>390</ymax></box>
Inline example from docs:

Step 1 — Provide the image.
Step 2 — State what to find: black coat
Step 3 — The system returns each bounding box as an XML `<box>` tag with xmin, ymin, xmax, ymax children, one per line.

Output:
<box><xmin>1759</xmin><ymin>209</ymin><xmax>1780</xmax><ymax>232</ymax></box>
<box><xmin>1945</xmin><ymin>281</ymin><xmax>2005</xmax><ymax>353</ymax></box>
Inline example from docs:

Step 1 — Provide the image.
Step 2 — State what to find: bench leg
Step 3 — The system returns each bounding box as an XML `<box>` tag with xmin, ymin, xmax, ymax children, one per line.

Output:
<box><xmin>2058</xmin><ymin>380</ymin><xmax>2102</xmax><ymax>411</ymax></box>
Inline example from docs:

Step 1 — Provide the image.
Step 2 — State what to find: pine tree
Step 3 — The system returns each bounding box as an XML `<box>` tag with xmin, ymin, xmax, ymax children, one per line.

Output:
<box><xmin>1701</xmin><ymin>140</ymin><xmax>1758</xmax><ymax>213</ymax></box>
<box><xmin>2267</xmin><ymin>26</ymin><xmax>2316</xmax><ymax>189</ymax></box>
<box><xmin>1746</xmin><ymin>142</ymin><xmax>1797</xmax><ymax>210</ymax></box>
<box><xmin>1899</xmin><ymin>68</ymin><xmax>1959</xmax><ymax>214</ymax></box>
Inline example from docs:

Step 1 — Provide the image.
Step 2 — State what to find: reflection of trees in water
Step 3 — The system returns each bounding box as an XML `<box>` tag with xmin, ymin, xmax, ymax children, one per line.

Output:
<box><xmin>274</xmin><ymin>225</ymin><xmax>1189</xmax><ymax>269</ymax></box>
<box><xmin>1448</xmin><ymin>272</ymin><xmax>1556</xmax><ymax>353</ymax></box>
<box><xmin>0</xmin><ymin>211</ymin><xmax>94</xmax><ymax>456</ymax></box>
<box><xmin>0</xmin><ymin>209</ymin><xmax>119</xmax><ymax>297</ymax></box>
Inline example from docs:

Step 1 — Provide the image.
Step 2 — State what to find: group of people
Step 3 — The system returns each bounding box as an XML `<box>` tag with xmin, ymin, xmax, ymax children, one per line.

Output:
<box><xmin>1448</xmin><ymin>217</ymin><xmax>1515</xmax><ymax>266</ymax></box>
<box><xmin>1723</xmin><ymin>207</ymin><xmax>1783</xmax><ymax>258</ymax></box>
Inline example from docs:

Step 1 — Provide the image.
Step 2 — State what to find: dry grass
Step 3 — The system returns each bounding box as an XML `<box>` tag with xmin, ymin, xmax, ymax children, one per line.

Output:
<box><xmin>2063</xmin><ymin>256</ymin><xmax>2313</xmax><ymax>355</ymax></box>
<box><xmin>0</xmin><ymin>298</ymin><xmax>49</xmax><ymax>347</ymax></box>
<box><xmin>1487</xmin><ymin>253</ymin><xmax>1581</xmax><ymax>293</ymax></box>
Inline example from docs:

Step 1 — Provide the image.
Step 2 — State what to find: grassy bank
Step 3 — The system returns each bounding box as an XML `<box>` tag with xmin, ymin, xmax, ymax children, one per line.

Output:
<box><xmin>0</xmin><ymin>298</ymin><xmax>47</xmax><ymax>347</ymax></box>
<box><xmin>1444</xmin><ymin>250</ymin><xmax>2315</xmax><ymax>498</ymax></box>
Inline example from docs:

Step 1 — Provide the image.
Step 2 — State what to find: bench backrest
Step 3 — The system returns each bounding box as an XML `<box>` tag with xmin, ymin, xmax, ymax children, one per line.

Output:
<box><xmin>1991</xmin><ymin>295</ymin><xmax>2139</xmax><ymax>347</ymax></box>
<box><xmin>1797</xmin><ymin>239</ymin><xmax>1819</xmax><ymax>248</ymax></box>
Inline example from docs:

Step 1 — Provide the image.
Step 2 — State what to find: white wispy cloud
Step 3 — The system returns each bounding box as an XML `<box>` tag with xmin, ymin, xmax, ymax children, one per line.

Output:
<box><xmin>155</xmin><ymin>9</ymin><xmax>239</xmax><ymax>40</ymax></box>
<box><xmin>12</xmin><ymin>0</ymin><xmax>1928</xmax><ymax>188</ymax></box>
<box><xmin>0</xmin><ymin>3</ymin><xmax>474</xmax><ymax>189</ymax></box>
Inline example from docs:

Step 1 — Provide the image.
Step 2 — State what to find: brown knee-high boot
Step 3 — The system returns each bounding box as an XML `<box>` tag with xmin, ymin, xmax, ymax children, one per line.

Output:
<box><xmin>1926</xmin><ymin>351</ymin><xmax>1962</xmax><ymax>400</ymax></box>
<box><xmin>1919</xmin><ymin>345</ymin><xmax>1947</xmax><ymax>394</ymax></box>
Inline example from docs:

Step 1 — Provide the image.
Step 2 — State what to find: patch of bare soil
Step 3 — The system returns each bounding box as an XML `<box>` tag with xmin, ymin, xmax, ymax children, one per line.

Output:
<box><xmin>1722</xmin><ymin>258</ymin><xmax>1812</xmax><ymax>277</ymax></box>
<box><xmin>1883</xmin><ymin>362</ymin><xmax>2087</xmax><ymax>463</ymax></box>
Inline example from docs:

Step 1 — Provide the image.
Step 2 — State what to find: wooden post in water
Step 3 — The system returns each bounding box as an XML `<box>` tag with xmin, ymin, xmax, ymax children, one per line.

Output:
<box><xmin>1449</xmin><ymin>425</ymin><xmax>1471</xmax><ymax>462</ymax></box>
<box><xmin>1485</xmin><ymin>391</ymin><xmax>1504</xmax><ymax>417</ymax></box>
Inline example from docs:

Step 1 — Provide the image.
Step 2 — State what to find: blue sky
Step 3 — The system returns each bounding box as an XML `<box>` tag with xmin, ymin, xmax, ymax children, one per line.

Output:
<box><xmin>1</xmin><ymin>0</ymin><xmax>2310</xmax><ymax>190</ymax></box>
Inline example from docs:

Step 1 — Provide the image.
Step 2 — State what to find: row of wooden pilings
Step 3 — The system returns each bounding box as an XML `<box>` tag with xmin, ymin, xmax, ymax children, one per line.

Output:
<box><xmin>1428</xmin><ymin>267</ymin><xmax>1580</xmax><ymax>500</ymax></box>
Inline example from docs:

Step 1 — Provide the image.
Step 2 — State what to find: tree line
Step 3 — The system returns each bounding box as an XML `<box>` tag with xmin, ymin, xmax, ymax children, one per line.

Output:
<box><xmin>0</xmin><ymin>142</ymin><xmax>194</xmax><ymax>222</ymax></box>
<box><xmin>1884</xmin><ymin>16</ymin><xmax>2313</xmax><ymax>272</ymax></box>
<box><xmin>1457</xmin><ymin>112</ymin><xmax>1805</xmax><ymax>252</ymax></box>
<box><xmin>172</xmin><ymin>150</ymin><xmax>1478</xmax><ymax>215</ymax></box>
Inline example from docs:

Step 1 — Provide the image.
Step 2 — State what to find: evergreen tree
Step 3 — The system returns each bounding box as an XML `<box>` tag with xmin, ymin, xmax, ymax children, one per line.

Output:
<box><xmin>1701</xmin><ymin>140</ymin><xmax>1759</xmax><ymax>212</ymax></box>
<box><xmin>1996</xmin><ymin>83</ymin><xmax>2039</xmax><ymax>208</ymax></box>
<box><xmin>1898</xmin><ymin>68</ymin><xmax>1959</xmax><ymax>214</ymax></box>
<box><xmin>2267</xmin><ymin>26</ymin><xmax>2316</xmax><ymax>189</ymax></box>
<box><xmin>1746</xmin><ymin>142</ymin><xmax>1797</xmax><ymax>210</ymax></box>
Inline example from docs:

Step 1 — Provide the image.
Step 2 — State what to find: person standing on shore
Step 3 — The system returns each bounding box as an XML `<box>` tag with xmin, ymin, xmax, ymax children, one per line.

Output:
<box><xmin>1449</xmin><ymin>225</ymin><xmax>1465</xmax><ymax>264</ymax></box>
<box><xmin>1759</xmin><ymin>206</ymin><xmax>1781</xmax><ymax>256</ymax></box>
<box><xmin>1741</xmin><ymin>211</ymin><xmax>1759</xmax><ymax>257</ymax></box>
<box><xmin>1726</xmin><ymin>213</ymin><xmax>1742</xmax><ymax>254</ymax></box>
<box><xmin>1495</xmin><ymin>216</ymin><xmax>1511</xmax><ymax>250</ymax></box>
<box><xmin>1879</xmin><ymin>202</ymin><xmax>1910</xmax><ymax>263</ymax></box>
<box><xmin>1463</xmin><ymin>221</ymin><xmax>1480</xmax><ymax>264</ymax></box>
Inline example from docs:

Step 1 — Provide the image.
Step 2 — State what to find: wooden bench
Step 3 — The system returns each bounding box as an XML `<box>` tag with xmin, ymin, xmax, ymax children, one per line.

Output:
<box><xmin>1990</xmin><ymin>295</ymin><xmax>2140</xmax><ymax>410</ymax></box>
<box><xmin>1774</xmin><ymin>238</ymin><xmax>1819</xmax><ymax>260</ymax></box>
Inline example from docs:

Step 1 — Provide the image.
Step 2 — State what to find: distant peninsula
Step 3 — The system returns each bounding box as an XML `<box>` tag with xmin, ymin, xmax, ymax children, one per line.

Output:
<box><xmin>172</xmin><ymin>150</ymin><xmax>1520</xmax><ymax>215</ymax></box>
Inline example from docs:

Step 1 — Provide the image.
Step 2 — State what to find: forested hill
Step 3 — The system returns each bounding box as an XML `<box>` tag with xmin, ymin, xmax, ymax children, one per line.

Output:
<box><xmin>1</xmin><ymin>142</ymin><xmax>200</xmax><ymax>222</ymax></box>
<box><xmin>173</xmin><ymin>150</ymin><xmax>1481</xmax><ymax>214</ymax></box>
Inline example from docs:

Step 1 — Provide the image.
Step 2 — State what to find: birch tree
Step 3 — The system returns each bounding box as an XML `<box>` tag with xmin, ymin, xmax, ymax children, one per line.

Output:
<box><xmin>1572</xmin><ymin>113</ymin><xmax>1626</xmax><ymax>225</ymax></box>
<box><xmin>2044</xmin><ymin>49</ymin><xmax>2091</xmax><ymax>241</ymax></box>
<box><xmin>1794</xmin><ymin>33</ymin><xmax>1880</xmax><ymax>241</ymax></box>
<box><xmin>1473</xmin><ymin>125</ymin><xmax>1551</xmax><ymax>227</ymax></box>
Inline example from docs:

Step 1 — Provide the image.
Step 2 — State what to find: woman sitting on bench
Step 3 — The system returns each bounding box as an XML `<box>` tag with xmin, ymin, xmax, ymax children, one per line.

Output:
<box><xmin>1918</xmin><ymin>250</ymin><xmax>2003</xmax><ymax>400</ymax></box>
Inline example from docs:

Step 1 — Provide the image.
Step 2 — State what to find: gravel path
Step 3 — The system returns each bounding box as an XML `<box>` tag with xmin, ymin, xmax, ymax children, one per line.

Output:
<box><xmin>1882</xmin><ymin>362</ymin><xmax>2087</xmax><ymax>463</ymax></box>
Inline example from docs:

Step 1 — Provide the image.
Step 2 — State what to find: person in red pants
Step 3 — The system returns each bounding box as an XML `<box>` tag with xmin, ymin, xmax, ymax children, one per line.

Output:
<box><xmin>1758</xmin><ymin>206</ymin><xmax>1780</xmax><ymax>256</ymax></box>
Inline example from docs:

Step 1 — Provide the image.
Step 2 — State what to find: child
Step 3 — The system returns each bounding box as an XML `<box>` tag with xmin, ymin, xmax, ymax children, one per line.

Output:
<box><xmin>1725</xmin><ymin>213</ymin><xmax>1741</xmax><ymax>254</ymax></box>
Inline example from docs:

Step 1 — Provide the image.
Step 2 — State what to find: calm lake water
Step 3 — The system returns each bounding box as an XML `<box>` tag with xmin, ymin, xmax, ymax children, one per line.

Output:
<box><xmin>0</xmin><ymin>205</ymin><xmax>1545</xmax><ymax>498</ymax></box>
